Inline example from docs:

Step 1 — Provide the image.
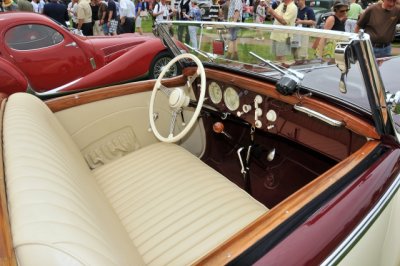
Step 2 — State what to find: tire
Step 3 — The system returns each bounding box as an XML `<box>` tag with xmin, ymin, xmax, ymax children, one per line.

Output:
<box><xmin>149</xmin><ymin>51</ymin><xmax>181</xmax><ymax>79</ymax></box>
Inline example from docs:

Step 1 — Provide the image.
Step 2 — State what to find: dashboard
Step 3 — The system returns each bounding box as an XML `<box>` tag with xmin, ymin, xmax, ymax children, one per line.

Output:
<box><xmin>204</xmin><ymin>80</ymin><xmax>290</xmax><ymax>133</ymax></box>
<box><xmin>199</xmin><ymin>77</ymin><xmax>368</xmax><ymax>161</ymax></box>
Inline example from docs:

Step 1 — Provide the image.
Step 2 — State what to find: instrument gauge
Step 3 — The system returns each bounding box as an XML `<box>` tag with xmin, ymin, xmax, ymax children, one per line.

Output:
<box><xmin>208</xmin><ymin>82</ymin><xmax>222</xmax><ymax>104</ymax></box>
<box><xmin>224</xmin><ymin>87</ymin><xmax>240</xmax><ymax>111</ymax></box>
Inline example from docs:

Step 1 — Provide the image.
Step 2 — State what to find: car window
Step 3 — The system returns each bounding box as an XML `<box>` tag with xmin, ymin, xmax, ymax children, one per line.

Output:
<box><xmin>5</xmin><ymin>24</ymin><xmax>64</xmax><ymax>51</ymax></box>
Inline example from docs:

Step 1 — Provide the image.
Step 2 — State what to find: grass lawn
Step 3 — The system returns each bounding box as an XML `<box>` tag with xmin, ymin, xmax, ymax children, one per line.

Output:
<box><xmin>142</xmin><ymin>17</ymin><xmax>155</xmax><ymax>33</ymax></box>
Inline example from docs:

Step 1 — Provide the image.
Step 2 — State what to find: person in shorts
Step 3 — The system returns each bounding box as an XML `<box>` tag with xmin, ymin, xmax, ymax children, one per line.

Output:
<box><xmin>226</xmin><ymin>0</ymin><xmax>242</xmax><ymax>60</ymax></box>
<box><xmin>267</xmin><ymin>0</ymin><xmax>297</xmax><ymax>61</ymax></box>
<box><xmin>135</xmin><ymin>0</ymin><xmax>146</xmax><ymax>35</ymax></box>
<box><xmin>292</xmin><ymin>0</ymin><xmax>315</xmax><ymax>61</ymax></box>
<box><xmin>106</xmin><ymin>0</ymin><xmax>118</xmax><ymax>35</ymax></box>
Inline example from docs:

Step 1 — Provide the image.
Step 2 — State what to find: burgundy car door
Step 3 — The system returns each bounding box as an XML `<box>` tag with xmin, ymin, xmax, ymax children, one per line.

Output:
<box><xmin>4</xmin><ymin>24</ymin><xmax>92</xmax><ymax>92</ymax></box>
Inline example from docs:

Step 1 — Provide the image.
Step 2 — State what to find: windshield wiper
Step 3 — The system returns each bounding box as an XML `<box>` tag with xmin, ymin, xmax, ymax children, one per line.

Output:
<box><xmin>184</xmin><ymin>43</ymin><xmax>216</xmax><ymax>62</ymax></box>
<box><xmin>249</xmin><ymin>51</ymin><xmax>304</xmax><ymax>80</ymax></box>
<box><xmin>250</xmin><ymin>51</ymin><xmax>304</xmax><ymax>96</ymax></box>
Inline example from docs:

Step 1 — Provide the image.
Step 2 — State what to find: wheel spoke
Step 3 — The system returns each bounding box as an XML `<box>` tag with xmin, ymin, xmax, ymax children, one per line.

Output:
<box><xmin>159</xmin><ymin>84</ymin><xmax>174</xmax><ymax>97</ymax></box>
<box><xmin>186</xmin><ymin>72</ymin><xmax>199</xmax><ymax>89</ymax></box>
<box><xmin>154</xmin><ymin>57</ymin><xmax>177</xmax><ymax>79</ymax></box>
<box><xmin>168</xmin><ymin>109</ymin><xmax>181</xmax><ymax>138</ymax></box>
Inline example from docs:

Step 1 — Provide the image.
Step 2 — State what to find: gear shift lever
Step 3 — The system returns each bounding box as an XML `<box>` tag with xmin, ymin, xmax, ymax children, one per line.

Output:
<box><xmin>213</xmin><ymin>122</ymin><xmax>232</xmax><ymax>139</ymax></box>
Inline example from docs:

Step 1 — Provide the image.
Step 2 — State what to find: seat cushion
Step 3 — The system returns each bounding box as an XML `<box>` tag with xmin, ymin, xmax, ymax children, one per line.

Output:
<box><xmin>3</xmin><ymin>93</ymin><xmax>145</xmax><ymax>266</ymax></box>
<box><xmin>93</xmin><ymin>142</ymin><xmax>268</xmax><ymax>265</ymax></box>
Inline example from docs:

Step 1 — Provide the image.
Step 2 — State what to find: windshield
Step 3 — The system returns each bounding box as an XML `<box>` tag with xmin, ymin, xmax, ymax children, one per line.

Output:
<box><xmin>156</xmin><ymin>21</ymin><xmax>372</xmax><ymax>112</ymax></box>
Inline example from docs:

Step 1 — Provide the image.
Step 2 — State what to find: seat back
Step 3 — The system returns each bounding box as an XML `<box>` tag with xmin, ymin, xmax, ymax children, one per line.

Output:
<box><xmin>3</xmin><ymin>93</ymin><xmax>144</xmax><ymax>266</ymax></box>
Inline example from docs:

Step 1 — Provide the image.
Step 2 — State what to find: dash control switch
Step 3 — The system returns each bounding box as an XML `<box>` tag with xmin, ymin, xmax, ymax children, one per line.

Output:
<box><xmin>266</xmin><ymin>110</ymin><xmax>277</xmax><ymax>122</ymax></box>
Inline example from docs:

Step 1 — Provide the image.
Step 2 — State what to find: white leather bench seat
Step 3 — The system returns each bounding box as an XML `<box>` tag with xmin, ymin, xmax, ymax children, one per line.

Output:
<box><xmin>93</xmin><ymin>143</ymin><xmax>267</xmax><ymax>265</ymax></box>
<box><xmin>3</xmin><ymin>93</ymin><xmax>267</xmax><ymax>265</ymax></box>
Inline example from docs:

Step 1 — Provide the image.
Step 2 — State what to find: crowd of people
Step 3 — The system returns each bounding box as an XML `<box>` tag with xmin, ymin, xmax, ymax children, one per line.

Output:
<box><xmin>0</xmin><ymin>0</ymin><xmax>151</xmax><ymax>35</ymax></box>
<box><xmin>1</xmin><ymin>0</ymin><xmax>399</xmax><ymax>57</ymax></box>
<box><xmin>222</xmin><ymin>0</ymin><xmax>400</xmax><ymax>59</ymax></box>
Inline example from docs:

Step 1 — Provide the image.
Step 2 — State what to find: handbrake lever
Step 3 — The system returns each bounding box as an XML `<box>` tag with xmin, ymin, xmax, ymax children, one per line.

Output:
<box><xmin>237</xmin><ymin>146</ymin><xmax>252</xmax><ymax>194</ymax></box>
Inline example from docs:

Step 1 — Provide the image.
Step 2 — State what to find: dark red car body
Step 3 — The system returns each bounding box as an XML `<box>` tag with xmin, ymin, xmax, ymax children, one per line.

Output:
<box><xmin>0</xmin><ymin>12</ymin><xmax>171</xmax><ymax>95</ymax></box>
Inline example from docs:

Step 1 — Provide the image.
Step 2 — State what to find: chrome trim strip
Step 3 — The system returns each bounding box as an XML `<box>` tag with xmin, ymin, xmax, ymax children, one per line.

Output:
<box><xmin>321</xmin><ymin>173</ymin><xmax>400</xmax><ymax>265</ymax></box>
<box><xmin>36</xmin><ymin>78</ymin><xmax>83</xmax><ymax>95</ymax></box>
<box><xmin>293</xmin><ymin>105</ymin><xmax>343</xmax><ymax>127</ymax></box>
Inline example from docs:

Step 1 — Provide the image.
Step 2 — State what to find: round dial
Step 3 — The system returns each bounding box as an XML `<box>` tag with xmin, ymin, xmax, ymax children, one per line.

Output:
<box><xmin>208</xmin><ymin>81</ymin><xmax>222</xmax><ymax>104</ymax></box>
<box><xmin>224</xmin><ymin>87</ymin><xmax>240</xmax><ymax>111</ymax></box>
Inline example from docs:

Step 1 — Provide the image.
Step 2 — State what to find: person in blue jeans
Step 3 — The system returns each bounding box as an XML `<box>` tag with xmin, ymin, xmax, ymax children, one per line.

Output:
<box><xmin>184</xmin><ymin>0</ymin><xmax>202</xmax><ymax>48</ymax></box>
<box><xmin>355</xmin><ymin>0</ymin><xmax>400</xmax><ymax>58</ymax></box>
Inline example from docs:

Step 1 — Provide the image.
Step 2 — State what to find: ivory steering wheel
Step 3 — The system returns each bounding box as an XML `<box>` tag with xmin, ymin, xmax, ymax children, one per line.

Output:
<box><xmin>149</xmin><ymin>53</ymin><xmax>206</xmax><ymax>143</ymax></box>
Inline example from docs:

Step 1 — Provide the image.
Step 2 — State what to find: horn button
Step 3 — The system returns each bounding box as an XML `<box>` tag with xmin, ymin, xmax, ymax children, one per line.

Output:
<box><xmin>169</xmin><ymin>88</ymin><xmax>189</xmax><ymax>109</ymax></box>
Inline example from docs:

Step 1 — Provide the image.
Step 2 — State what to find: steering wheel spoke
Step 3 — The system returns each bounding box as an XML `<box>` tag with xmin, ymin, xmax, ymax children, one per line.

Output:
<box><xmin>186</xmin><ymin>74</ymin><xmax>199</xmax><ymax>89</ymax></box>
<box><xmin>158</xmin><ymin>83</ymin><xmax>174</xmax><ymax>97</ymax></box>
<box><xmin>149</xmin><ymin>53</ymin><xmax>206</xmax><ymax>143</ymax></box>
<box><xmin>168</xmin><ymin>109</ymin><xmax>181</xmax><ymax>139</ymax></box>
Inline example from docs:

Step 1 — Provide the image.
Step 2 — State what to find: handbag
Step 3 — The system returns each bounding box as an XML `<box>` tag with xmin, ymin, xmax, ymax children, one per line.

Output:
<box><xmin>140</xmin><ymin>10</ymin><xmax>148</xmax><ymax>17</ymax></box>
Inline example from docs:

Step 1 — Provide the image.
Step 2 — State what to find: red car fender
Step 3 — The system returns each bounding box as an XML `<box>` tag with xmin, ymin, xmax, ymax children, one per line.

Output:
<box><xmin>56</xmin><ymin>39</ymin><xmax>168</xmax><ymax>92</ymax></box>
<box><xmin>0</xmin><ymin>57</ymin><xmax>28</xmax><ymax>96</ymax></box>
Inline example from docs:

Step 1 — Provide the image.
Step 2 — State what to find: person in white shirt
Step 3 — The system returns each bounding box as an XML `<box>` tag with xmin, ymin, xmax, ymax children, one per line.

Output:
<box><xmin>119</xmin><ymin>0</ymin><xmax>135</xmax><ymax>33</ymax></box>
<box><xmin>32</xmin><ymin>0</ymin><xmax>45</xmax><ymax>13</ymax></box>
<box><xmin>68</xmin><ymin>0</ymin><xmax>79</xmax><ymax>28</ymax></box>
<box><xmin>153</xmin><ymin>0</ymin><xmax>171</xmax><ymax>21</ymax></box>
<box><xmin>32</xmin><ymin>0</ymin><xmax>39</xmax><ymax>12</ymax></box>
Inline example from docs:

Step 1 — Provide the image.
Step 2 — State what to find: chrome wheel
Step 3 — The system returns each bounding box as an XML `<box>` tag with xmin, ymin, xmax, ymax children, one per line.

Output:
<box><xmin>152</xmin><ymin>55</ymin><xmax>179</xmax><ymax>79</ymax></box>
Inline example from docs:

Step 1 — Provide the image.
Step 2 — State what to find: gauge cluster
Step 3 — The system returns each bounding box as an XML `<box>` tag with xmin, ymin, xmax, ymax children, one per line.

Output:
<box><xmin>205</xmin><ymin>80</ymin><xmax>284</xmax><ymax>132</ymax></box>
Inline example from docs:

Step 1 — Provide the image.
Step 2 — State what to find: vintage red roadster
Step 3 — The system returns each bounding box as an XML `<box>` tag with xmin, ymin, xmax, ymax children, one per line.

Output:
<box><xmin>0</xmin><ymin>12</ymin><xmax>179</xmax><ymax>96</ymax></box>
<box><xmin>1</xmin><ymin>20</ymin><xmax>400</xmax><ymax>265</ymax></box>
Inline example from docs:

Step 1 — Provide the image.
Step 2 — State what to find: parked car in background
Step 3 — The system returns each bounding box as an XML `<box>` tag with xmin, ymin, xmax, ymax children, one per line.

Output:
<box><xmin>0</xmin><ymin>12</ymin><xmax>180</xmax><ymax>95</ymax></box>
<box><xmin>1</xmin><ymin>20</ymin><xmax>400</xmax><ymax>266</ymax></box>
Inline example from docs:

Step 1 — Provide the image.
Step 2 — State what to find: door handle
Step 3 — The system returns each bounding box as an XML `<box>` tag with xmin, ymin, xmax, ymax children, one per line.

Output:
<box><xmin>65</xmin><ymin>42</ymin><xmax>77</xmax><ymax>47</ymax></box>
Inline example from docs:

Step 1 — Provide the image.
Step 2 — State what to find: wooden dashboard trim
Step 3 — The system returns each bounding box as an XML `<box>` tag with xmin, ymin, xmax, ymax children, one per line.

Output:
<box><xmin>194</xmin><ymin>140</ymin><xmax>380</xmax><ymax>265</ymax></box>
<box><xmin>205</xmin><ymin>68</ymin><xmax>380</xmax><ymax>140</ymax></box>
<box><xmin>0</xmin><ymin>98</ymin><xmax>17</xmax><ymax>266</ymax></box>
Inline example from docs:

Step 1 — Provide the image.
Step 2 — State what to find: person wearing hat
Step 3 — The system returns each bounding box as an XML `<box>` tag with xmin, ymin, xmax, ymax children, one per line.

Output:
<box><xmin>355</xmin><ymin>0</ymin><xmax>400</xmax><ymax>58</ymax></box>
<box><xmin>322</xmin><ymin>0</ymin><xmax>349</xmax><ymax>32</ymax></box>
<box><xmin>2</xmin><ymin>0</ymin><xmax>18</xmax><ymax>11</ymax></box>
<box><xmin>312</xmin><ymin>0</ymin><xmax>348</xmax><ymax>58</ymax></box>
